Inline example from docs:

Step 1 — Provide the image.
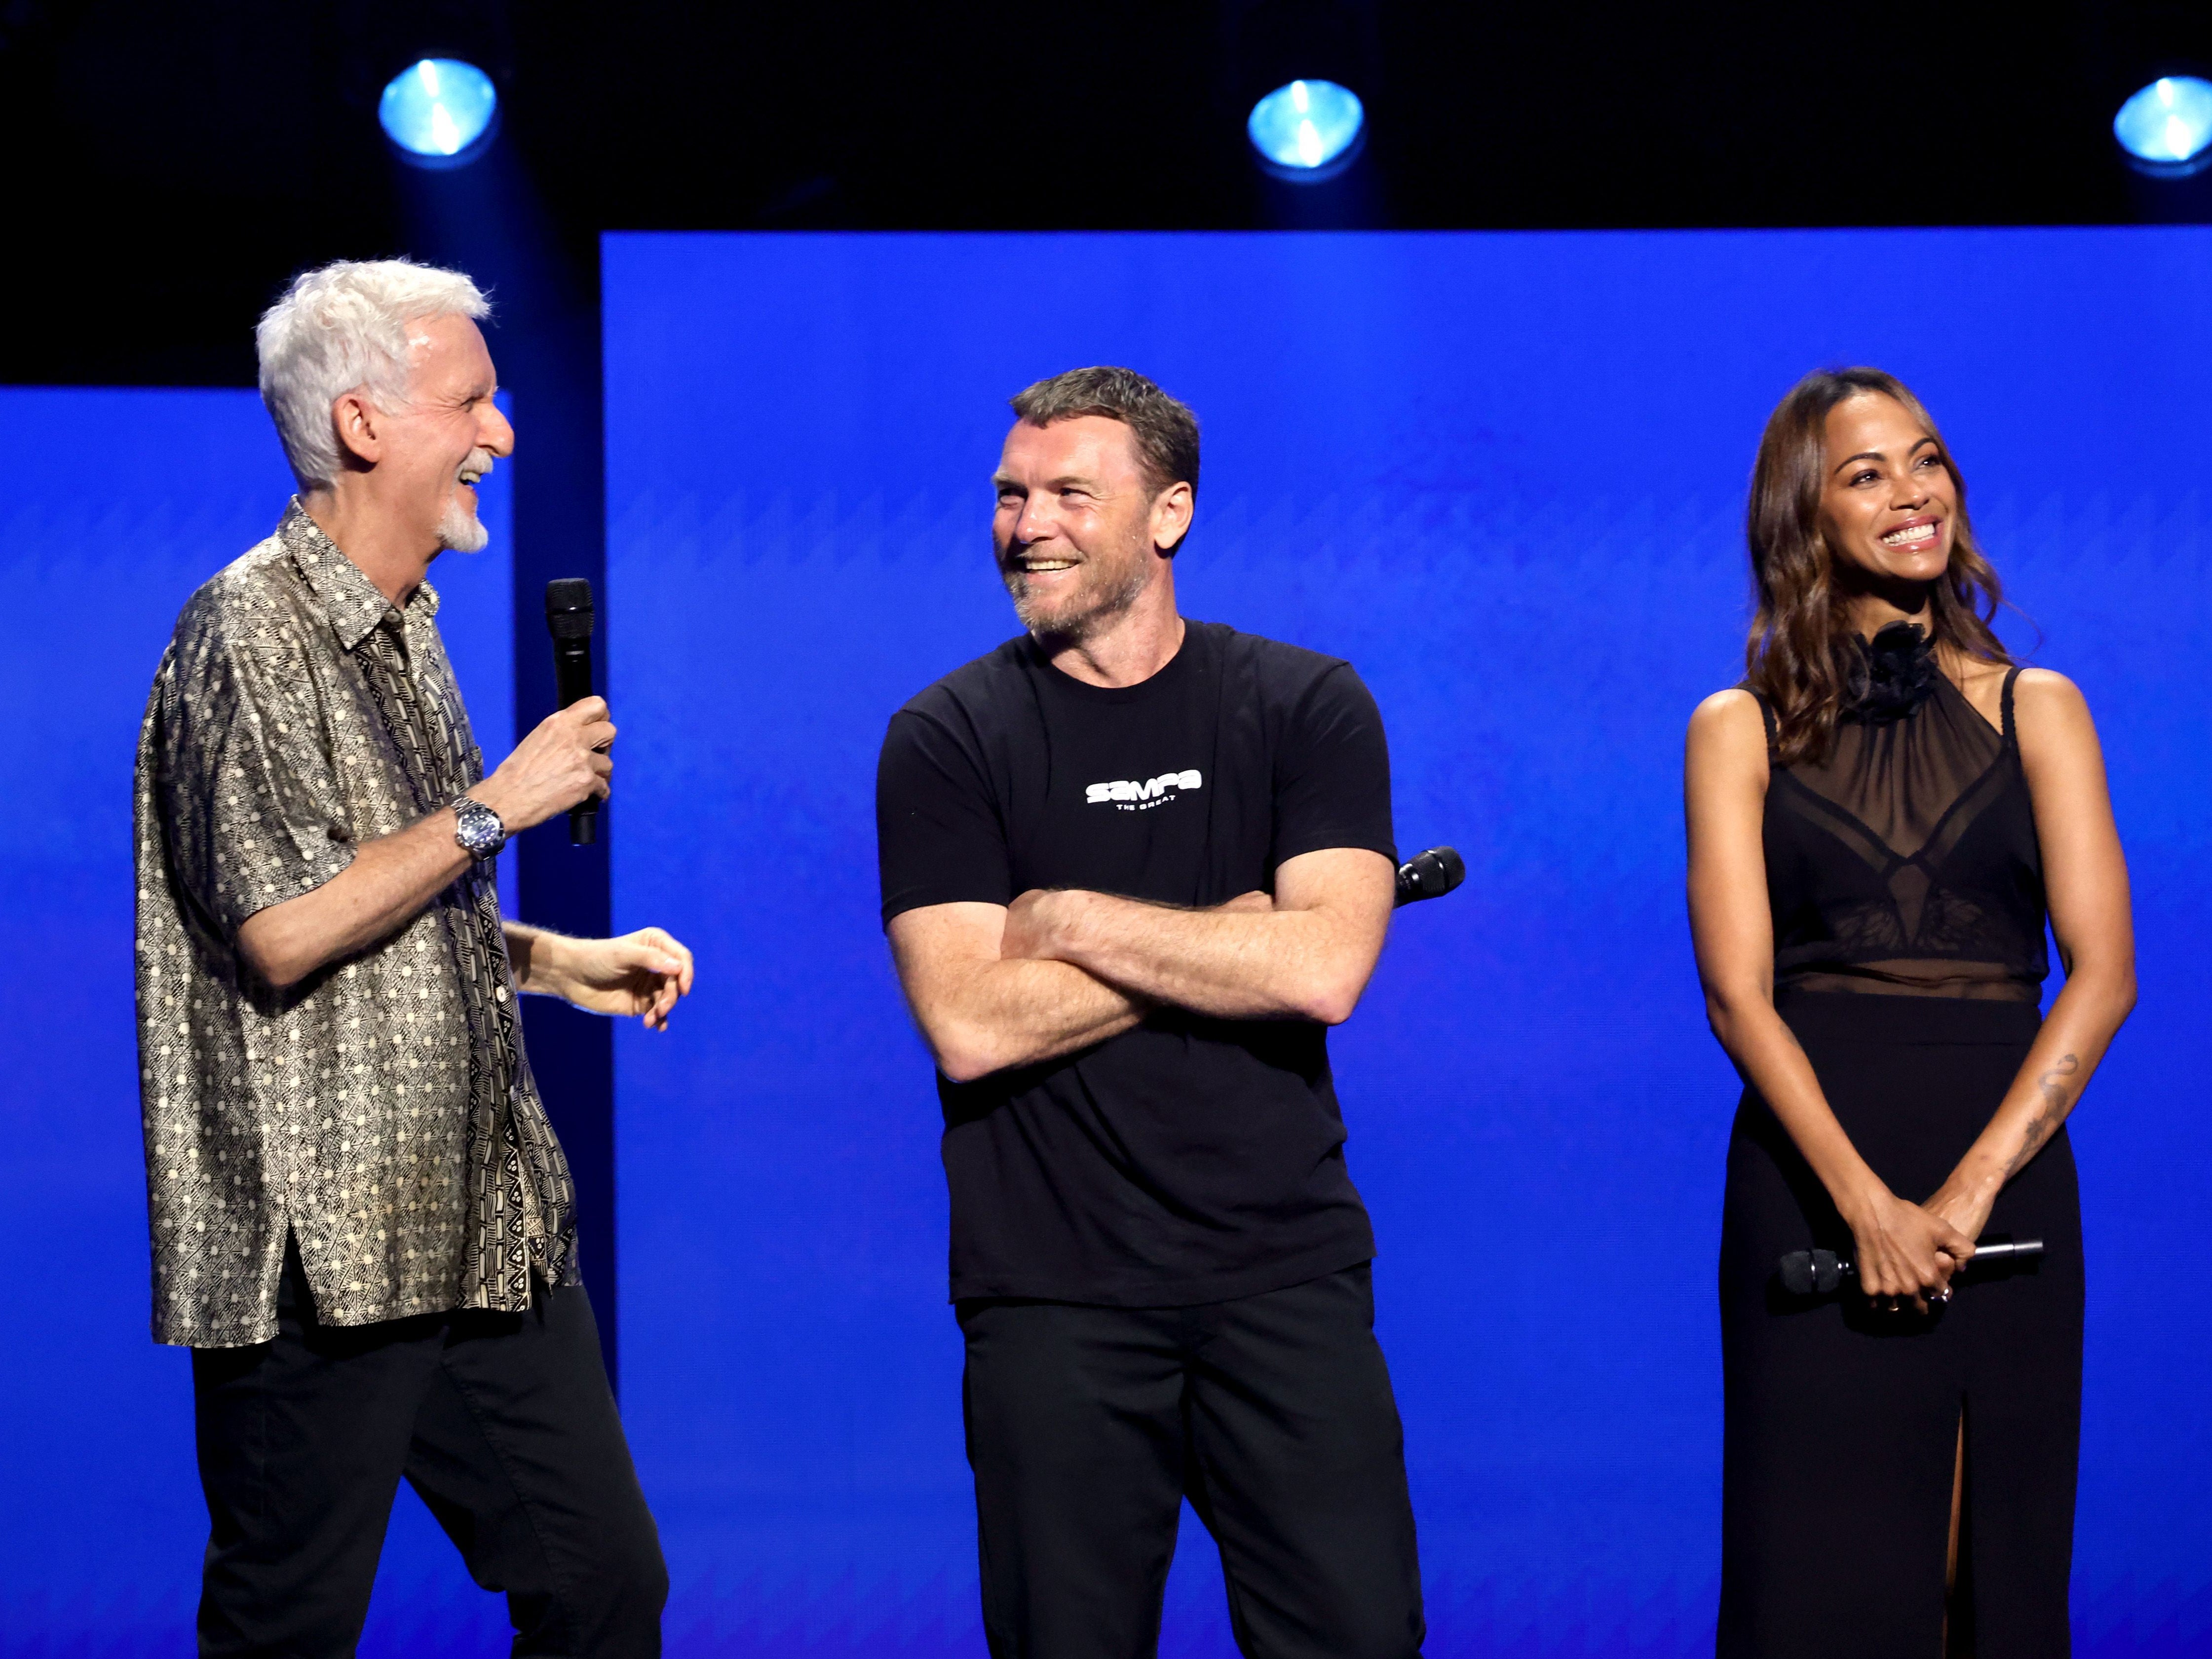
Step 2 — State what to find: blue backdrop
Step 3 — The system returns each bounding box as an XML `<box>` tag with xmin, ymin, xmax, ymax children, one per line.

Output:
<box><xmin>604</xmin><ymin>230</ymin><xmax>2212</xmax><ymax>1658</ymax></box>
<box><xmin>0</xmin><ymin>389</ymin><xmax>516</xmax><ymax>1657</ymax></box>
<box><xmin>6</xmin><ymin>232</ymin><xmax>2211</xmax><ymax>1657</ymax></box>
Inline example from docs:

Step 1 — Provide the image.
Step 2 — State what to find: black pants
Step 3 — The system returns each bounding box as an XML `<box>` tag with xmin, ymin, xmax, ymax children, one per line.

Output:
<box><xmin>191</xmin><ymin>1240</ymin><xmax>667</xmax><ymax>1658</ymax></box>
<box><xmin>959</xmin><ymin>1264</ymin><xmax>1424</xmax><ymax>1659</ymax></box>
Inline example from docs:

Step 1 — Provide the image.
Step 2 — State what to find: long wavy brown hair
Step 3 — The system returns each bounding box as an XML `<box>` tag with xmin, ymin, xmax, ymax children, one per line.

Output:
<box><xmin>1746</xmin><ymin>367</ymin><xmax>2011</xmax><ymax>765</ymax></box>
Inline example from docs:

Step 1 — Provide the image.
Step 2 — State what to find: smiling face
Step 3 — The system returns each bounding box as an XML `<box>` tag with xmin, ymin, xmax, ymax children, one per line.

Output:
<box><xmin>1817</xmin><ymin>392</ymin><xmax>1958</xmax><ymax>592</ymax></box>
<box><xmin>358</xmin><ymin>312</ymin><xmax>513</xmax><ymax>554</ymax></box>
<box><xmin>991</xmin><ymin>415</ymin><xmax>1184</xmax><ymax>641</ymax></box>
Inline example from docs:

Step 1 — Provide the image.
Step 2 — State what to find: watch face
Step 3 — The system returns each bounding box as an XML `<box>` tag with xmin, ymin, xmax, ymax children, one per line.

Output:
<box><xmin>457</xmin><ymin>801</ymin><xmax>503</xmax><ymax>858</ymax></box>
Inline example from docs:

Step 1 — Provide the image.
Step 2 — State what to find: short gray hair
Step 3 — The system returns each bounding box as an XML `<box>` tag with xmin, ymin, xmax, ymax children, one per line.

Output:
<box><xmin>256</xmin><ymin>259</ymin><xmax>492</xmax><ymax>490</ymax></box>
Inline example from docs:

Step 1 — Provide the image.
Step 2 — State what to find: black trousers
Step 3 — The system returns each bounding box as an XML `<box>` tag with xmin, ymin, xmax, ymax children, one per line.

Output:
<box><xmin>959</xmin><ymin>1264</ymin><xmax>1424</xmax><ymax>1659</ymax></box>
<box><xmin>191</xmin><ymin>1240</ymin><xmax>667</xmax><ymax>1658</ymax></box>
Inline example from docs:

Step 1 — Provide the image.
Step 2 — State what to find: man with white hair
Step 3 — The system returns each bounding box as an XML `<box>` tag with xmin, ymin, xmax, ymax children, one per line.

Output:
<box><xmin>135</xmin><ymin>258</ymin><xmax>684</xmax><ymax>1656</ymax></box>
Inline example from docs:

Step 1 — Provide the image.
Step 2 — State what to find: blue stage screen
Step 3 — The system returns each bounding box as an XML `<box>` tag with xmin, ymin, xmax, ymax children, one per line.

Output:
<box><xmin>0</xmin><ymin>387</ymin><xmax>515</xmax><ymax>1655</ymax></box>
<box><xmin>605</xmin><ymin>230</ymin><xmax>2212</xmax><ymax>1657</ymax></box>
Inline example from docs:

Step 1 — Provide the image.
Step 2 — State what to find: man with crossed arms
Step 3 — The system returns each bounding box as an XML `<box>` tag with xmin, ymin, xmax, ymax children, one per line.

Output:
<box><xmin>877</xmin><ymin>366</ymin><xmax>1424</xmax><ymax>1659</ymax></box>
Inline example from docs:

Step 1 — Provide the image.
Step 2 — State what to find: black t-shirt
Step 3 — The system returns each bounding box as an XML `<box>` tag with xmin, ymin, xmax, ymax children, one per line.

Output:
<box><xmin>876</xmin><ymin>620</ymin><xmax>1395</xmax><ymax>1306</ymax></box>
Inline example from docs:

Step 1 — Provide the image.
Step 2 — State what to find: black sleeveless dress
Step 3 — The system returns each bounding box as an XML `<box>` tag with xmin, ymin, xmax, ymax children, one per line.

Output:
<box><xmin>1719</xmin><ymin>625</ymin><xmax>2083</xmax><ymax>1658</ymax></box>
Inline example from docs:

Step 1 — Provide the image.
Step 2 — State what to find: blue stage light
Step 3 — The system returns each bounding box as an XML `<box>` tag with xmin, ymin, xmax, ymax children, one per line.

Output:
<box><xmin>2113</xmin><ymin>76</ymin><xmax>2212</xmax><ymax>174</ymax></box>
<box><xmin>379</xmin><ymin>58</ymin><xmax>499</xmax><ymax>168</ymax></box>
<box><xmin>1247</xmin><ymin>79</ymin><xmax>1365</xmax><ymax>181</ymax></box>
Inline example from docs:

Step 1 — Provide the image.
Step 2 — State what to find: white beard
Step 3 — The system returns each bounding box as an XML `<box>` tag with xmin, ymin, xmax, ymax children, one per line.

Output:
<box><xmin>437</xmin><ymin>495</ymin><xmax>489</xmax><ymax>554</ymax></box>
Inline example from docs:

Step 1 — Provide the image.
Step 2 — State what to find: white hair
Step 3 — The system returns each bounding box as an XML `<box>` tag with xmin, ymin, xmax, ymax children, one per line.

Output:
<box><xmin>256</xmin><ymin>258</ymin><xmax>492</xmax><ymax>490</ymax></box>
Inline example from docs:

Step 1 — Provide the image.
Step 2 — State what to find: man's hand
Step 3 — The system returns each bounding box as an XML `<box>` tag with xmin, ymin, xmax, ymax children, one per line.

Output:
<box><xmin>1002</xmin><ymin>888</ymin><xmax>1273</xmax><ymax>960</ymax></box>
<box><xmin>999</xmin><ymin>889</ymin><xmax>1073</xmax><ymax>962</ymax></box>
<box><xmin>235</xmin><ymin>701</ymin><xmax>624</xmax><ymax>992</ymax></box>
<box><xmin>508</xmin><ymin>924</ymin><xmax>696</xmax><ymax>1031</ymax></box>
<box><xmin>887</xmin><ymin>903</ymin><xmax>1148</xmax><ymax>1083</ymax></box>
<box><xmin>473</xmin><ymin>698</ymin><xmax>616</xmax><ymax>833</ymax></box>
<box><xmin>888</xmin><ymin>877</ymin><xmax>1341</xmax><ymax>1085</ymax></box>
<box><xmin>1002</xmin><ymin>851</ymin><xmax>1393</xmax><ymax>1025</ymax></box>
<box><xmin>1213</xmin><ymin>891</ymin><xmax>1276</xmax><ymax>916</ymax></box>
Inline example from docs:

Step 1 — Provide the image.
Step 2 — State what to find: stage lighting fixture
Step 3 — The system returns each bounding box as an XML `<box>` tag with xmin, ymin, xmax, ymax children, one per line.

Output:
<box><xmin>1247</xmin><ymin>79</ymin><xmax>1365</xmax><ymax>181</ymax></box>
<box><xmin>2113</xmin><ymin>75</ymin><xmax>2212</xmax><ymax>175</ymax></box>
<box><xmin>379</xmin><ymin>58</ymin><xmax>499</xmax><ymax>168</ymax></box>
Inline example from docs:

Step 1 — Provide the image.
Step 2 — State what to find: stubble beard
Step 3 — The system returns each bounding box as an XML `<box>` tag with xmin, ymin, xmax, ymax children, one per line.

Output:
<box><xmin>1001</xmin><ymin>540</ymin><xmax>1150</xmax><ymax>644</ymax></box>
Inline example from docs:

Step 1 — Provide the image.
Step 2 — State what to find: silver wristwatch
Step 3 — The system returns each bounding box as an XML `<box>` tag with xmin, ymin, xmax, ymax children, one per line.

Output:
<box><xmin>453</xmin><ymin>794</ymin><xmax>508</xmax><ymax>861</ymax></box>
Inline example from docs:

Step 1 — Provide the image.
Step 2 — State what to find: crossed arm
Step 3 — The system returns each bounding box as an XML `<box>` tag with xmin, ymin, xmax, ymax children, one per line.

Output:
<box><xmin>1684</xmin><ymin>672</ymin><xmax>2134</xmax><ymax>1308</ymax></box>
<box><xmin>885</xmin><ymin>847</ymin><xmax>1396</xmax><ymax>1084</ymax></box>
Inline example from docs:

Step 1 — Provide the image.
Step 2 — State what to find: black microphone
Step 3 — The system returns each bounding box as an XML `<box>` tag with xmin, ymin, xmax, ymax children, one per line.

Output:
<box><xmin>1395</xmin><ymin>846</ymin><xmax>1465</xmax><ymax>907</ymax></box>
<box><xmin>544</xmin><ymin>578</ymin><xmax>599</xmax><ymax>846</ymax></box>
<box><xmin>1778</xmin><ymin>1238</ymin><xmax>2044</xmax><ymax>1295</ymax></box>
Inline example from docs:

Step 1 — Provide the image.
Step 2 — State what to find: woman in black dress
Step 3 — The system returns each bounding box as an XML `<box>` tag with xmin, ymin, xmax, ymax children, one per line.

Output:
<box><xmin>1685</xmin><ymin>368</ymin><xmax>2136</xmax><ymax>1657</ymax></box>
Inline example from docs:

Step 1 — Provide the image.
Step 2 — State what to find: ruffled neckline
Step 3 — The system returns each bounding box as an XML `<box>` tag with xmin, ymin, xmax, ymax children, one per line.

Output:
<box><xmin>1845</xmin><ymin>621</ymin><xmax>1940</xmax><ymax>722</ymax></box>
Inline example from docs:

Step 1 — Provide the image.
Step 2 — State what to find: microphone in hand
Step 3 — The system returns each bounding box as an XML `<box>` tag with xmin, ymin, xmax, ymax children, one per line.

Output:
<box><xmin>1778</xmin><ymin>1238</ymin><xmax>2044</xmax><ymax>1296</ymax></box>
<box><xmin>544</xmin><ymin>579</ymin><xmax>599</xmax><ymax>846</ymax></box>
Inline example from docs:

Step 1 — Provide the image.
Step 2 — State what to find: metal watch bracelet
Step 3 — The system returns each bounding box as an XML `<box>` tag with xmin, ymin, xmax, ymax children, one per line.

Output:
<box><xmin>452</xmin><ymin>794</ymin><xmax>508</xmax><ymax>861</ymax></box>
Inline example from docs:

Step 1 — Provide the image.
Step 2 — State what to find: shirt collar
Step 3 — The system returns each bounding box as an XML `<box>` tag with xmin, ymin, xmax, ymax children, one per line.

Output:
<box><xmin>277</xmin><ymin>497</ymin><xmax>442</xmax><ymax>651</ymax></box>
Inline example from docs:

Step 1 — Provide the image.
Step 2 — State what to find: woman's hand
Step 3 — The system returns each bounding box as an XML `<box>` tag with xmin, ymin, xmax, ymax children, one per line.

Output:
<box><xmin>1921</xmin><ymin>1175</ymin><xmax>1996</xmax><ymax>1267</ymax></box>
<box><xmin>1840</xmin><ymin>1185</ymin><xmax>1975</xmax><ymax>1313</ymax></box>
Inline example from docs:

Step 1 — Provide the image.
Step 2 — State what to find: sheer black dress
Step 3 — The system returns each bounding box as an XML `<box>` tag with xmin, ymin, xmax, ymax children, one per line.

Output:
<box><xmin>1718</xmin><ymin>625</ymin><xmax>2082</xmax><ymax>1658</ymax></box>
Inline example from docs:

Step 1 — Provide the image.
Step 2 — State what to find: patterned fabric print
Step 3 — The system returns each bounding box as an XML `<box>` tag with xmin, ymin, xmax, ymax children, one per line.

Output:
<box><xmin>134</xmin><ymin>500</ymin><xmax>575</xmax><ymax>1348</ymax></box>
<box><xmin>352</xmin><ymin>613</ymin><xmax>574</xmax><ymax>1313</ymax></box>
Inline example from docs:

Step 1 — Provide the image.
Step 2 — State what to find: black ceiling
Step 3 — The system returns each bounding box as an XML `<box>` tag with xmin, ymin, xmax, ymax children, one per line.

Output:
<box><xmin>2</xmin><ymin>0</ymin><xmax>2206</xmax><ymax>386</ymax></box>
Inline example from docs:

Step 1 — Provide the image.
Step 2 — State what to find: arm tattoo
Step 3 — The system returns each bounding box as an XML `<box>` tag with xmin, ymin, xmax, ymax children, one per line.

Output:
<box><xmin>2006</xmin><ymin>1053</ymin><xmax>2080</xmax><ymax>1178</ymax></box>
<box><xmin>2037</xmin><ymin>1053</ymin><xmax>2081</xmax><ymax>1112</ymax></box>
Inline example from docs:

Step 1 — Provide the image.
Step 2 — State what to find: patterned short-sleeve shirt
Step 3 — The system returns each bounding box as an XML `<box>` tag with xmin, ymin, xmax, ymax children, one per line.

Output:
<box><xmin>134</xmin><ymin>500</ymin><xmax>575</xmax><ymax>1348</ymax></box>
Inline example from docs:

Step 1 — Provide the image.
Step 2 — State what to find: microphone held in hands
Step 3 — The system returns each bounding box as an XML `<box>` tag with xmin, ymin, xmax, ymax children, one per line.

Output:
<box><xmin>544</xmin><ymin>579</ymin><xmax>599</xmax><ymax>846</ymax></box>
<box><xmin>1778</xmin><ymin>1238</ymin><xmax>2045</xmax><ymax>1296</ymax></box>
